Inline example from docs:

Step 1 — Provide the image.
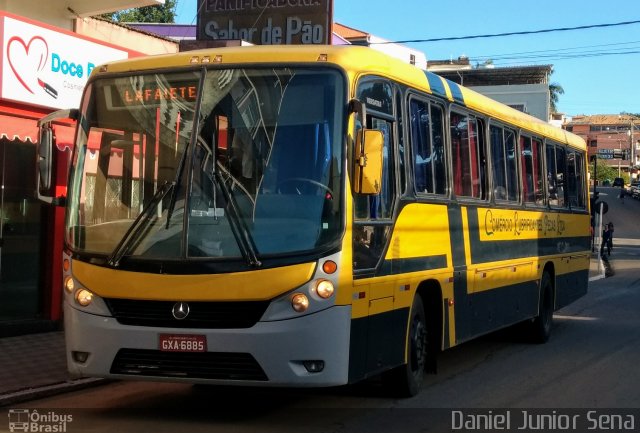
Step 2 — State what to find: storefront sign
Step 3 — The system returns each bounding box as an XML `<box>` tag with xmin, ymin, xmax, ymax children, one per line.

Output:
<box><xmin>0</xmin><ymin>13</ymin><xmax>129</xmax><ymax>110</ymax></box>
<box><xmin>198</xmin><ymin>0</ymin><xmax>333</xmax><ymax>45</ymax></box>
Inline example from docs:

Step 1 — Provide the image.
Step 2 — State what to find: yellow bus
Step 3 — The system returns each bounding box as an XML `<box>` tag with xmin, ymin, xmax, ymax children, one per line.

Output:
<box><xmin>37</xmin><ymin>45</ymin><xmax>590</xmax><ymax>397</ymax></box>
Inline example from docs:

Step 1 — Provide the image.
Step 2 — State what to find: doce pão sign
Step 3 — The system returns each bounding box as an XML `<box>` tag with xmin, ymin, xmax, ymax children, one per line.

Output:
<box><xmin>197</xmin><ymin>0</ymin><xmax>333</xmax><ymax>45</ymax></box>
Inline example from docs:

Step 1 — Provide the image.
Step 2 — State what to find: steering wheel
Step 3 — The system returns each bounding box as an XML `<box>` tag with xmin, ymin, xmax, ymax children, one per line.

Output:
<box><xmin>276</xmin><ymin>177</ymin><xmax>334</xmax><ymax>196</ymax></box>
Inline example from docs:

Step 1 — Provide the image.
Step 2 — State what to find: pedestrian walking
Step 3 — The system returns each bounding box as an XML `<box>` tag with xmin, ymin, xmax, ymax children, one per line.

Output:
<box><xmin>619</xmin><ymin>185</ymin><xmax>625</xmax><ymax>204</ymax></box>
<box><xmin>600</xmin><ymin>223</ymin><xmax>612</xmax><ymax>257</ymax></box>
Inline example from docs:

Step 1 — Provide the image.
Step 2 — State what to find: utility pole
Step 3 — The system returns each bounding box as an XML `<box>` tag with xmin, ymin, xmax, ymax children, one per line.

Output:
<box><xmin>630</xmin><ymin>116</ymin><xmax>636</xmax><ymax>179</ymax></box>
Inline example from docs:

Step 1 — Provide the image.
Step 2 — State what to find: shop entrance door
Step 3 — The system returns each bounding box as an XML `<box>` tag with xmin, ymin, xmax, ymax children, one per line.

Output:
<box><xmin>0</xmin><ymin>138</ymin><xmax>42</xmax><ymax>320</ymax></box>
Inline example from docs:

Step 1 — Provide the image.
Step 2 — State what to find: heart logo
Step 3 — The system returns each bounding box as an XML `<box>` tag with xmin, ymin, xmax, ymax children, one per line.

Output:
<box><xmin>7</xmin><ymin>35</ymin><xmax>49</xmax><ymax>94</ymax></box>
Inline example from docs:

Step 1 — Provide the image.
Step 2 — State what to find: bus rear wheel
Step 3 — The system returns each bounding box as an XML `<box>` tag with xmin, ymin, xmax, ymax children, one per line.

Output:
<box><xmin>529</xmin><ymin>271</ymin><xmax>553</xmax><ymax>343</ymax></box>
<box><xmin>382</xmin><ymin>295</ymin><xmax>427</xmax><ymax>397</ymax></box>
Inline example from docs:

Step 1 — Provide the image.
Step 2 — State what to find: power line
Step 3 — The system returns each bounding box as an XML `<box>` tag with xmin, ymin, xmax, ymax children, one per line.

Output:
<box><xmin>472</xmin><ymin>40</ymin><xmax>640</xmax><ymax>61</ymax></box>
<box><xmin>475</xmin><ymin>48</ymin><xmax>640</xmax><ymax>66</ymax></box>
<box><xmin>371</xmin><ymin>19</ymin><xmax>640</xmax><ymax>44</ymax></box>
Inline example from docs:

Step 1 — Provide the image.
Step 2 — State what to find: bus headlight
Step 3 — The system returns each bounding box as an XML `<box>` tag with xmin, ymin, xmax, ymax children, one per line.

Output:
<box><xmin>291</xmin><ymin>293</ymin><xmax>309</xmax><ymax>313</ymax></box>
<box><xmin>314</xmin><ymin>279</ymin><xmax>334</xmax><ymax>299</ymax></box>
<box><xmin>75</xmin><ymin>289</ymin><xmax>94</xmax><ymax>307</ymax></box>
<box><xmin>64</xmin><ymin>276</ymin><xmax>75</xmax><ymax>293</ymax></box>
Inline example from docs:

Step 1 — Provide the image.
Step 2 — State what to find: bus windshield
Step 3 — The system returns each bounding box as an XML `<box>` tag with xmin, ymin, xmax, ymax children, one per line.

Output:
<box><xmin>66</xmin><ymin>67</ymin><xmax>345</xmax><ymax>266</ymax></box>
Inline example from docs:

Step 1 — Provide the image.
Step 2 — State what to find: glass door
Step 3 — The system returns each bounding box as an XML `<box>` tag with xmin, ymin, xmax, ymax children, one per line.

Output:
<box><xmin>0</xmin><ymin>138</ymin><xmax>42</xmax><ymax>320</ymax></box>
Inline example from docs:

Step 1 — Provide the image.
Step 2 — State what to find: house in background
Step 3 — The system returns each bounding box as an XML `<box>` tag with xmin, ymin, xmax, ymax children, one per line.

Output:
<box><xmin>331</xmin><ymin>23</ymin><xmax>427</xmax><ymax>69</ymax></box>
<box><xmin>564</xmin><ymin>114</ymin><xmax>639</xmax><ymax>178</ymax></box>
<box><xmin>429</xmin><ymin>56</ymin><xmax>553</xmax><ymax>122</ymax></box>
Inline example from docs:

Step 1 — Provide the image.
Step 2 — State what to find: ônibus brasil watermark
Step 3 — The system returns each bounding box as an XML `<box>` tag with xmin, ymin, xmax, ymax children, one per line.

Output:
<box><xmin>7</xmin><ymin>409</ymin><xmax>73</xmax><ymax>432</ymax></box>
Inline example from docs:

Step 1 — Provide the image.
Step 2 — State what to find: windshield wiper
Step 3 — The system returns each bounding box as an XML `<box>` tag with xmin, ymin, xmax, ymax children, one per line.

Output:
<box><xmin>107</xmin><ymin>181</ymin><xmax>174</xmax><ymax>267</ymax></box>
<box><xmin>165</xmin><ymin>138</ymin><xmax>190</xmax><ymax>230</ymax></box>
<box><xmin>214</xmin><ymin>162</ymin><xmax>262</xmax><ymax>267</ymax></box>
<box><xmin>203</xmin><ymin>119</ymin><xmax>261</xmax><ymax>268</ymax></box>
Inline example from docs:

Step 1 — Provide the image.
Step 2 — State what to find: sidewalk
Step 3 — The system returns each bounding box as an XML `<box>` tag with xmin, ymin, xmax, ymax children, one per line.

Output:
<box><xmin>0</xmin><ymin>331</ymin><xmax>103</xmax><ymax>407</ymax></box>
<box><xmin>0</xmin><ymin>251</ymin><xmax>620</xmax><ymax>407</ymax></box>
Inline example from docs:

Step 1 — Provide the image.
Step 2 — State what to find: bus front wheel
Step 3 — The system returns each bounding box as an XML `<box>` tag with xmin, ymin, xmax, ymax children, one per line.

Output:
<box><xmin>382</xmin><ymin>294</ymin><xmax>427</xmax><ymax>397</ymax></box>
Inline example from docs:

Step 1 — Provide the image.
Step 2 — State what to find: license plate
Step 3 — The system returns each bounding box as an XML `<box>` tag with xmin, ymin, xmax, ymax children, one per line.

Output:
<box><xmin>159</xmin><ymin>334</ymin><xmax>207</xmax><ymax>352</ymax></box>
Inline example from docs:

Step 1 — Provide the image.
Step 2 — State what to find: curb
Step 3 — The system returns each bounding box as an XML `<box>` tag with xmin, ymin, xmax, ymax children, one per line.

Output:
<box><xmin>0</xmin><ymin>378</ymin><xmax>107</xmax><ymax>407</ymax></box>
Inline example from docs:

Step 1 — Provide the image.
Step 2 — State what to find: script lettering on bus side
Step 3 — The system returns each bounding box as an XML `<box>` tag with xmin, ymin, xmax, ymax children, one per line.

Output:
<box><xmin>484</xmin><ymin>210</ymin><xmax>566</xmax><ymax>237</ymax></box>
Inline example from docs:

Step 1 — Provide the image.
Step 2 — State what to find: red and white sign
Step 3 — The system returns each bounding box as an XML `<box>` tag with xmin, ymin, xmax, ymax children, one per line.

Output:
<box><xmin>1</xmin><ymin>13</ymin><xmax>130</xmax><ymax>110</ymax></box>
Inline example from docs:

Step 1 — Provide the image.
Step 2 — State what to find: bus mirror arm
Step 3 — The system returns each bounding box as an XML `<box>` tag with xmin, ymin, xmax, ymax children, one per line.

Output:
<box><xmin>36</xmin><ymin>109</ymin><xmax>78</xmax><ymax>205</ymax></box>
<box><xmin>349</xmin><ymin>98</ymin><xmax>367</xmax><ymax>126</ymax></box>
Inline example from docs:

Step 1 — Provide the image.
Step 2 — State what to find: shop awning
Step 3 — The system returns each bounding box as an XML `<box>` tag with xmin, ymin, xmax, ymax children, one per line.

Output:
<box><xmin>0</xmin><ymin>113</ymin><xmax>38</xmax><ymax>143</ymax></box>
<box><xmin>0</xmin><ymin>113</ymin><xmax>77</xmax><ymax>151</ymax></box>
<box><xmin>51</xmin><ymin>123</ymin><xmax>76</xmax><ymax>151</ymax></box>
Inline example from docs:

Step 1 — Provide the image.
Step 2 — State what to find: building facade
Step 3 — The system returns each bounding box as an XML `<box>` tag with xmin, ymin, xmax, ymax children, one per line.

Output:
<box><xmin>0</xmin><ymin>3</ymin><xmax>177</xmax><ymax>336</ymax></box>
<box><xmin>430</xmin><ymin>59</ymin><xmax>553</xmax><ymax>123</ymax></box>
<box><xmin>565</xmin><ymin>114</ymin><xmax>639</xmax><ymax>180</ymax></box>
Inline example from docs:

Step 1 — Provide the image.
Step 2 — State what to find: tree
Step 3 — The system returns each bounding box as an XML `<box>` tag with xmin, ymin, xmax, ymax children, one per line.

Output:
<box><xmin>100</xmin><ymin>0</ymin><xmax>177</xmax><ymax>23</ymax></box>
<box><xmin>591</xmin><ymin>157</ymin><xmax>620</xmax><ymax>184</ymax></box>
<box><xmin>549</xmin><ymin>82</ymin><xmax>564</xmax><ymax>114</ymax></box>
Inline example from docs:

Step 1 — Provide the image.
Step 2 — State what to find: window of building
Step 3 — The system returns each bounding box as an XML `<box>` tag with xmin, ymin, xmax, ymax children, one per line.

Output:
<box><xmin>507</xmin><ymin>104</ymin><xmax>527</xmax><ymax>113</ymax></box>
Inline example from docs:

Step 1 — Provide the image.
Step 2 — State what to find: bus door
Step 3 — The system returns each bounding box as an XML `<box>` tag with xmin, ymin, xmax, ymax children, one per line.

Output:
<box><xmin>352</xmin><ymin>79</ymin><xmax>404</xmax><ymax>374</ymax></box>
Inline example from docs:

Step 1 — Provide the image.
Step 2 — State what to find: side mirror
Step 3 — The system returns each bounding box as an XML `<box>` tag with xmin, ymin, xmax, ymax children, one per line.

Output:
<box><xmin>354</xmin><ymin>129</ymin><xmax>383</xmax><ymax>194</ymax></box>
<box><xmin>36</xmin><ymin>108</ymin><xmax>78</xmax><ymax>205</ymax></box>
<box><xmin>37</xmin><ymin>125</ymin><xmax>53</xmax><ymax>193</ymax></box>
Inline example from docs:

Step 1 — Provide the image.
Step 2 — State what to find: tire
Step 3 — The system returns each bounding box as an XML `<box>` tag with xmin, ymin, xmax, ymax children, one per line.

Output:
<box><xmin>382</xmin><ymin>295</ymin><xmax>427</xmax><ymax>397</ymax></box>
<box><xmin>529</xmin><ymin>271</ymin><xmax>554</xmax><ymax>343</ymax></box>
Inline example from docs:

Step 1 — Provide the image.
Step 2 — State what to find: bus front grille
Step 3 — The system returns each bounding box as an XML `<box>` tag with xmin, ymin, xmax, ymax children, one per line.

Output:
<box><xmin>110</xmin><ymin>349</ymin><xmax>268</xmax><ymax>381</ymax></box>
<box><xmin>104</xmin><ymin>299</ymin><xmax>270</xmax><ymax>328</ymax></box>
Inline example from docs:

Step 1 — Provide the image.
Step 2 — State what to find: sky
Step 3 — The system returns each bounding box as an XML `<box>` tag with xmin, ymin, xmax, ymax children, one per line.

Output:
<box><xmin>174</xmin><ymin>0</ymin><xmax>640</xmax><ymax>117</ymax></box>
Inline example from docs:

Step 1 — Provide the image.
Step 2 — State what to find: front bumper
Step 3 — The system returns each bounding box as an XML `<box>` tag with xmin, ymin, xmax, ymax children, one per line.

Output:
<box><xmin>64</xmin><ymin>302</ymin><xmax>352</xmax><ymax>387</ymax></box>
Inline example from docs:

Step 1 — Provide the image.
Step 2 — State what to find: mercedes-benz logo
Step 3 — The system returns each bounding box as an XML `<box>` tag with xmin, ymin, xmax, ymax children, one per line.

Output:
<box><xmin>172</xmin><ymin>302</ymin><xmax>190</xmax><ymax>320</ymax></box>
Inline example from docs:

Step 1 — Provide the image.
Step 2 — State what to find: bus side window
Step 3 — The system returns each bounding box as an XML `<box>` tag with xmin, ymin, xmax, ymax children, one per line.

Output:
<box><xmin>410</xmin><ymin>98</ymin><xmax>445</xmax><ymax>195</ymax></box>
<box><xmin>555</xmin><ymin>145</ymin><xmax>567</xmax><ymax>208</ymax></box>
<box><xmin>546</xmin><ymin>142</ymin><xmax>567</xmax><ymax>208</ymax></box>
<box><xmin>566</xmin><ymin>150</ymin><xmax>583</xmax><ymax>208</ymax></box>
<box><xmin>490</xmin><ymin>125</ymin><xmax>518</xmax><ymax>202</ymax></box>
<box><xmin>451</xmin><ymin>111</ymin><xmax>484</xmax><ymax>199</ymax></box>
<box><xmin>521</xmin><ymin>136</ymin><xmax>545</xmax><ymax>205</ymax></box>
